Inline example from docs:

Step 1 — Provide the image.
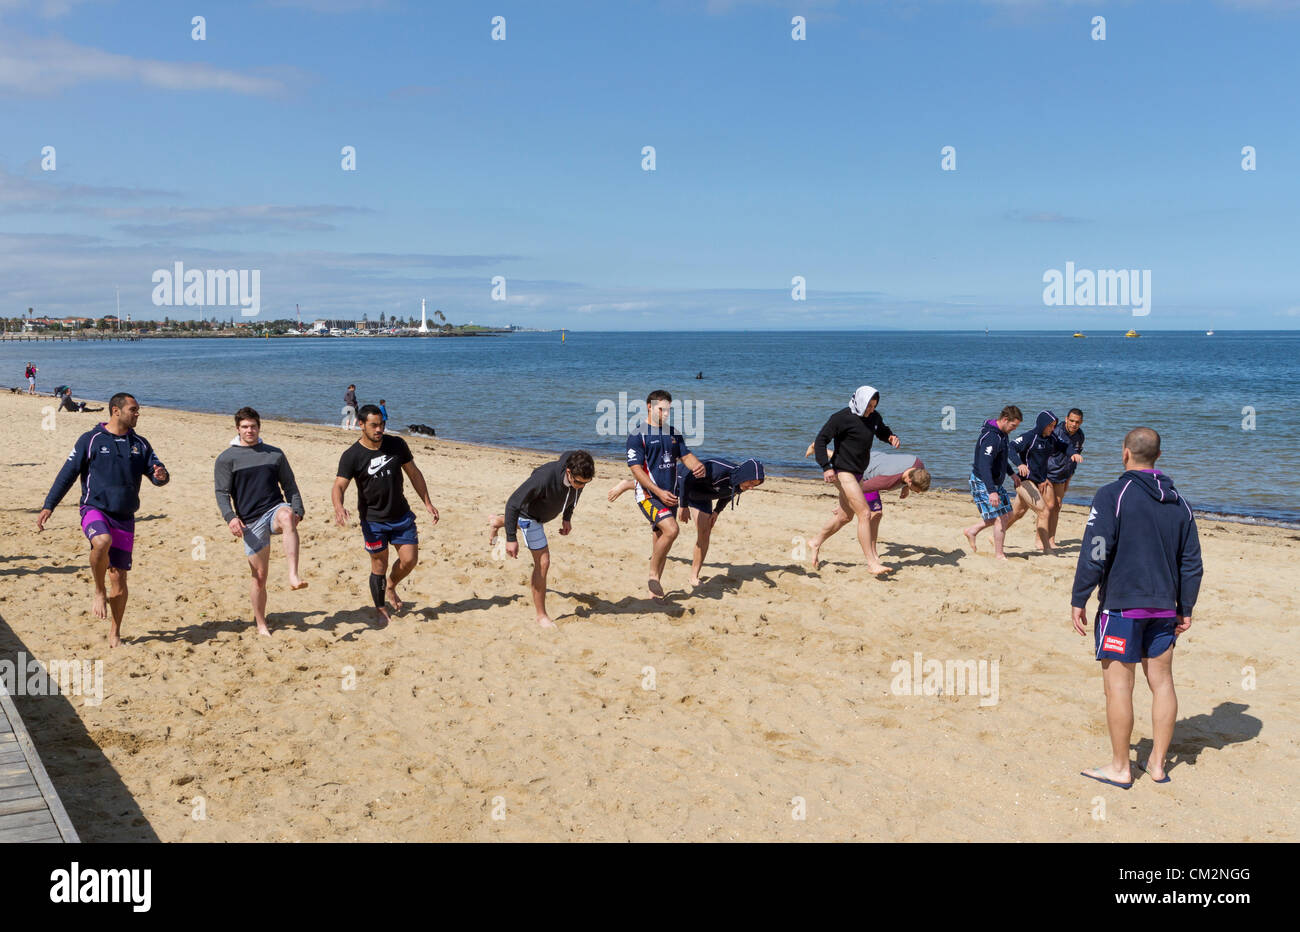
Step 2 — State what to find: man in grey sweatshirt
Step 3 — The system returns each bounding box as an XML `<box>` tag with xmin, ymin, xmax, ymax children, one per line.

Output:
<box><xmin>214</xmin><ymin>406</ymin><xmax>307</xmax><ymax>636</ymax></box>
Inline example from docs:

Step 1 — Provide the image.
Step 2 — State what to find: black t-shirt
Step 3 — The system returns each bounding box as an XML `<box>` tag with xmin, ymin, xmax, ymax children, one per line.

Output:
<box><xmin>336</xmin><ymin>435</ymin><xmax>414</xmax><ymax>523</ymax></box>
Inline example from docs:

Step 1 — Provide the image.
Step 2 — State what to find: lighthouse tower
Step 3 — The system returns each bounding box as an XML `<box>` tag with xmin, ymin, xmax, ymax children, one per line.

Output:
<box><xmin>418</xmin><ymin>298</ymin><xmax>429</xmax><ymax>333</ymax></box>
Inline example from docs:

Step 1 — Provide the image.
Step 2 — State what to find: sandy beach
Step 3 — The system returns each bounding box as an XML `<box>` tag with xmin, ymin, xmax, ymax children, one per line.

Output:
<box><xmin>0</xmin><ymin>391</ymin><xmax>1295</xmax><ymax>842</ymax></box>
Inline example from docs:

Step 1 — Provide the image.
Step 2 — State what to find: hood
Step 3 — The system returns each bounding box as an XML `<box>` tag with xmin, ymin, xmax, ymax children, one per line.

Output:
<box><xmin>730</xmin><ymin>459</ymin><xmax>765</xmax><ymax>498</ymax></box>
<box><xmin>1035</xmin><ymin>409</ymin><xmax>1058</xmax><ymax>436</ymax></box>
<box><xmin>1122</xmin><ymin>469</ymin><xmax>1181</xmax><ymax>504</ymax></box>
<box><xmin>849</xmin><ymin>385</ymin><xmax>879</xmax><ymax>417</ymax></box>
<box><xmin>230</xmin><ymin>437</ymin><xmax>265</xmax><ymax>447</ymax></box>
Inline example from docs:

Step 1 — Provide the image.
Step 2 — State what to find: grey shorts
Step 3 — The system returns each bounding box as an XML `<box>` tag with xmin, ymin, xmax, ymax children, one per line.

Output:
<box><xmin>243</xmin><ymin>503</ymin><xmax>292</xmax><ymax>556</ymax></box>
<box><xmin>516</xmin><ymin>517</ymin><xmax>548</xmax><ymax>551</ymax></box>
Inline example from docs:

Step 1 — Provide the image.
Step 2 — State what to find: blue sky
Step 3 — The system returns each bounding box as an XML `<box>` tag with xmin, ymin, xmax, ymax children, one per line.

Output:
<box><xmin>2</xmin><ymin>0</ymin><xmax>1298</xmax><ymax>329</ymax></box>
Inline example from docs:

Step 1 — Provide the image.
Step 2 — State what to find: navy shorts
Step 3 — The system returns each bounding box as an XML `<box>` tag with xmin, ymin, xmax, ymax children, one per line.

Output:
<box><xmin>683</xmin><ymin>494</ymin><xmax>728</xmax><ymax>516</ymax></box>
<box><xmin>1095</xmin><ymin>611</ymin><xmax>1178</xmax><ymax>662</ymax></box>
<box><xmin>361</xmin><ymin>510</ymin><xmax>418</xmax><ymax>552</ymax></box>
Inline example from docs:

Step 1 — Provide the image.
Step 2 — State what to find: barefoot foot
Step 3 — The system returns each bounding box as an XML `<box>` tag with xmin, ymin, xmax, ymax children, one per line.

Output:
<box><xmin>92</xmin><ymin>589</ymin><xmax>108</xmax><ymax>619</ymax></box>
<box><xmin>256</xmin><ymin>622</ymin><xmax>272</xmax><ymax>637</ymax></box>
<box><xmin>808</xmin><ymin>542</ymin><xmax>822</xmax><ymax>570</ymax></box>
<box><xmin>647</xmin><ymin>578</ymin><xmax>665</xmax><ymax>601</ymax></box>
<box><xmin>963</xmin><ymin>530</ymin><xmax>979</xmax><ymax>553</ymax></box>
<box><xmin>373</xmin><ymin>605</ymin><xmax>391</xmax><ymax>628</ymax></box>
<box><xmin>536</xmin><ymin>614</ymin><xmax>557</xmax><ymax>629</ymax></box>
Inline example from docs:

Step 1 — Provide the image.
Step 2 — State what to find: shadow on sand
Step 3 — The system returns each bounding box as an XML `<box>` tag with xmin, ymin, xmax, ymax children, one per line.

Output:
<box><xmin>1132</xmin><ymin>701</ymin><xmax>1262</xmax><ymax>779</ymax></box>
<box><xmin>0</xmin><ymin>611</ymin><xmax>160</xmax><ymax>842</ymax></box>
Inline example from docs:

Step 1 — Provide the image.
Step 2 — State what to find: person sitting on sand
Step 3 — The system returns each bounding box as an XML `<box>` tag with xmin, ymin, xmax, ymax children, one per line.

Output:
<box><xmin>609</xmin><ymin>456</ymin><xmax>764</xmax><ymax>587</ymax></box>
<box><xmin>487</xmin><ymin>450</ymin><xmax>595</xmax><ymax>628</ymax></box>
<box><xmin>803</xmin><ymin>447</ymin><xmax>930</xmax><ymax>571</ymax></box>
<box><xmin>962</xmin><ymin>406</ymin><xmax>1022</xmax><ymax>561</ymax></box>
<box><xmin>1004</xmin><ymin>409</ymin><xmax>1064</xmax><ymax>552</ymax></box>
<box><xmin>1072</xmin><ymin>427</ymin><xmax>1202</xmax><ymax>789</ymax></box>
<box><xmin>53</xmin><ymin>386</ymin><xmax>103</xmax><ymax>413</ymax></box>
<box><xmin>214</xmin><ymin>406</ymin><xmax>308</xmax><ymax>637</ymax></box>
<box><xmin>810</xmin><ymin>386</ymin><xmax>902</xmax><ymax>575</ymax></box>
<box><xmin>36</xmin><ymin>393</ymin><xmax>170</xmax><ymax>647</ymax></box>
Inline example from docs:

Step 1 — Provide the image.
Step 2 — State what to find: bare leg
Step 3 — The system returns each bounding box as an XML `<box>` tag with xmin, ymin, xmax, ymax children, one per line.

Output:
<box><xmin>369</xmin><ymin>549</ymin><xmax>391</xmax><ymax>625</ymax></box>
<box><xmin>1084</xmin><ymin>659</ymin><xmax>1135</xmax><ymax>785</ymax></box>
<box><xmin>863</xmin><ymin>510</ymin><xmax>885</xmax><ymax>568</ymax></box>
<box><xmin>1048</xmin><ymin>480</ymin><xmax>1069</xmax><ymax>545</ymax></box>
<box><xmin>991</xmin><ymin>513</ymin><xmax>1010</xmax><ymax>560</ymax></box>
<box><xmin>689</xmin><ymin>509</ymin><xmax>715</xmax><ymax>586</ymax></box>
<box><xmin>88</xmin><ymin>533</ymin><xmax>110</xmax><ymax>620</ymax></box>
<box><xmin>276</xmin><ymin>508</ymin><xmax>305</xmax><ymax>589</ymax></box>
<box><xmin>106</xmin><ymin>567</ymin><xmax>128</xmax><ymax>648</ymax></box>
<box><xmin>387</xmin><ymin>542</ymin><xmax>418</xmax><ymax>611</ymax></box>
<box><xmin>486</xmin><ymin>513</ymin><xmax>505</xmax><ymax>546</ymax></box>
<box><xmin>247</xmin><ymin>545</ymin><xmax>272</xmax><ymax>636</ymax></box>
<box><xmin>962</xmin><ymin>516</ymin><xmax>992</xmax><ymax>553</ymax></box>
<box><xmin>1141</xmin><ymin>648</ymin><xmax>1177</xmax><ymax>781</ymax></box>
<box><xmin>809</xmin><ymin>505</ymin><xmax>852</xmax><ymax>569</ymax></box>
<box><xmin>528</xmin><ymin>546</ymin><xmax>555</xmax><ymax>627</ymax></box>
<box><xmin>648</xmin><ymin>517</ymin><xmax>679</xmax><ymax>599</ymax></box>
<box><xmin>1035</xmin><ymin>481</ymin><xmax>1056</xmax><ymax>551</ymax></box>
<box><xmin>835</xmin><ymin>473</ymin><xmax>890</xmax><ymax>574</ymax></box>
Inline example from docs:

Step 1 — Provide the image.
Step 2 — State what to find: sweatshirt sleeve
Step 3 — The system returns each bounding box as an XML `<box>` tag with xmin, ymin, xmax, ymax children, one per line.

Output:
<box><xmin>1177</xmin><ymin>513</ymin><xmax>1204</xmax><ymax>616</ymax></box>
<box><xmin>145</xmin><ymin>440</ymin><xmax>168</xmax><ymax>486</ymax></box>
<box><xmin>1007</xmin><ymin>430</ymin><xmax>1030</xmax><ymax>468</ymax></box>
<box><xmin>214</xmin><ymin>452</ymin><xmax>237</xmax><ymax>523</ymax></box>
<box><xmin>1072</xmin><ymin>486</ymin><xmax>1118</xmax><ymax>608</ymax></box>
<box><xmin>279</xmin><ymin>452</ymin><xmax>305</xmax><ymax>516</ymax></box>
<box><xmin>872</xmin><ymin>413</ymin><xmax>894</xmax><ymax>443</ymax></box>
<box><xmin>813</xmin><ymin>413</ymin><xmax>838</xmax><ymax>471</ymax></box>
<box><xmin>562</xmin><ymin>484</ymin><xmax>582</xmax><ymax>523</ymax></box>
<box><xmin>973</xmin><ymin>432</ymin><xmax>997</xmax><ymax>490</ymax></box>
<box><xmin>504</xmin><ymin>475</ymin><xmax>537</xmax><ymax>542</ymax></box>
<box><xmin>43</xmin><ymin>432</ymin><xmax>89</xmax><ymax>512</ymax></box>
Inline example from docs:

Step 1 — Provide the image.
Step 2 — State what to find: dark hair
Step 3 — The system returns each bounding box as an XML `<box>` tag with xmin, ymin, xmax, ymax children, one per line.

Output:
<box><xmin>1124</xmin><ymin>427</ymin><xmax>1161</xmax><ymax>463</ymax></box>
<box><xmin>379</xmin><ymin>399</ymin><xmax>386</xmax><ymax>405</ymax></box>
<box><xmin>646</xmin><ymin>389</ymin><xmax>672</xmax><ymax>406</ymax></box>
<box><xmin>348</xmin><ymin>384</ymin><xmax>356</xmax><ymax>390</ymax></box>
<box><xmin>565</xmin><ymin>450</ymin><xmax>595</xmax><ymax>481</ymax></box>
<box><xmin>108</xmin><ymin>392</ymin><xmax>136</xmax><ymax>415</ymax></box>
<box><xmin>234</xmin><ymin>406</ymin><xmax>260</xmax><ymax>426</ymax></box>
<box><xmin>1068</xmin><ymin>408</ymin><xmax>1084</xmax><ymax>418</ymax></box>
<box><xmin>999</xmin><ymin>405</ymin><xmax>1023</xmax><ymax>422</ymax></box>
<box><xmin>357</xmin><ymin>404</ymin><xmax>384</xmax><ymax>423</ymax></box>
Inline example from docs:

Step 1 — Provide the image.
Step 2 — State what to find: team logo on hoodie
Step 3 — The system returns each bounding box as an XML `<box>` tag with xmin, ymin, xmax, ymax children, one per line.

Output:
<box><xmin>1086</xmin><ymin>507</ymin><xmax>1098</xmax><ymax>526</ymax></box>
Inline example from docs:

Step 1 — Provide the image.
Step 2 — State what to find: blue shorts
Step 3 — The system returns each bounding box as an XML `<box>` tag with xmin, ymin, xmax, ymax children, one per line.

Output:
<box><xmin>361</xmin><ymin>510</ymin><xmax>418</xmax><ymax>552</ymax></box>
<box><xmin>1094</xmin><ymin>611</ymin><xmax>1178</xmax><ymax>662</ymax></box>
<box><xmin>683</xmin><ymin>494</ymin><xmax>729</xmax><ymax>516</ymax></box>
<box><xmin>515</xmin><ymin>517</ymin><xmax>548</xmax><ymax>551</ymax></box>
<box><xmin>969</xmin><ymin>472</ymin><xmax>1012</xmax><ymax>520</ymax></box>
<box><xmin>242</xmin><ymin>503</ymin><xmax>292</xmax><ymax>556</ymax></box>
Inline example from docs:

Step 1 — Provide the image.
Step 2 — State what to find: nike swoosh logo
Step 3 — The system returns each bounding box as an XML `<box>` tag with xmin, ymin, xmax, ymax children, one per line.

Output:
<box><xmin>367</xmin><ymin>456</ymin><xmax>392</xmax><ymax>475</ymax></box>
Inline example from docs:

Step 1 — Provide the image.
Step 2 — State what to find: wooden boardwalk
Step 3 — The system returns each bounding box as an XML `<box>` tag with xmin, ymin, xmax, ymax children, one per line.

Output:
<box><xmin>0</xmin><ymin>685</ymin><xmax>80</xmax><ymax>843</ymax></box>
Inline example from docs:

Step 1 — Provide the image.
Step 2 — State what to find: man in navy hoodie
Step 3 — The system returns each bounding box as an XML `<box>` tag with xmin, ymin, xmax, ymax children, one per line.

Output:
<box><xmin>1005</xmin><ymin>409</ymin><xmax>1063</xmax><ymax>552</ymax></box>
<box><xmin>1046</xmin><ymin>408</ymin><xmax>1085</xmax><ymax>547</ymax></box>
<box><xmin>36</xmin><ymin>392</ymin><xmax>170</xmax><ymax>647</ymax></box>
<box><xmin>962</xmin><ymin>405</ymin><xmax>1022</xmax><ymax>560</ymax></box>
<box><xmin>1072</xmin><ymin>427</ymin><xmax>1202</xmax><ymax>788</ymax></box>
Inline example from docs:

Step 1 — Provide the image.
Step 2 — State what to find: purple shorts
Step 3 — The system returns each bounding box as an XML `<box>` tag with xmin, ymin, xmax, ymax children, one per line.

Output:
<box><xmin>862</xmin><ymin>490</ymin><xmax>883</xmax><ymax>513</ymax></box>
<box><xmin>80</xmin><ymin>507</ymin><xmax>134</xmax><ymax>571</ymax></box>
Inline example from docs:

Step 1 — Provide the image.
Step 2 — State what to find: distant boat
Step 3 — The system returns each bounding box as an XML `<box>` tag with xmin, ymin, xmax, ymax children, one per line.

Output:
<box><xmin>1206</xmin><ymin>329</ymin><xmax>1215</xmax><ymax>336</ymax></box>
<box><xmin>1125</xmin><ymin>329</ymin><xmax>1140</xmax><ymax>338</ymax></box>
<box><xmin>1072</xmin><ymin>331</ymin><xmax>1086</xmax><ymax>338</ymax></box>
<box><xmin>561</xmin><ymin>329</ymin><xmax>566</xmax><ymax>343</ymax></box>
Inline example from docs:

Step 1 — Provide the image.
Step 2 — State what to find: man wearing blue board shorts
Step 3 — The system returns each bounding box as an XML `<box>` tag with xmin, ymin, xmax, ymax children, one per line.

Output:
<box><xmin>36</xmin><ymin>392</ymin><xmax>169</xmax><ymax>648</ymax></box>
<box><xmin>962</xmin><ymin>405</ymin><xmax>1022</xmax><ymax>560</ymax></box>
<box><xmin>1072</xmin><ymin>427</ymin><xmax>1203</xmax><ymax>788</ymax></box>
<box><xmin>487</xmin><ymin>450</ymin><xmax>596</xmax><ymax>628</ymax></box>
<box><xmin>214</xmin><ymin>406</ymin><xmax>307</xmax><ymax>637</ymax></box>
<box><xmin>332</xmin><ymin>405</ymin><xmax>439</xmax><ymax>625</ymax></box>
<box><xmin>626</xmin><ymin>389</ymin><xmax>705</xmax><ymax>600</ymax></box>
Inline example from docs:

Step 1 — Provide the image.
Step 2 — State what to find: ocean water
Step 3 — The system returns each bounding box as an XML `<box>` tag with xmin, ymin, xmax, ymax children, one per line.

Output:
<box><xmin>6</xmin><ymin>330</ymin><xmax>1298</xmax><ymax>524</ymax></box>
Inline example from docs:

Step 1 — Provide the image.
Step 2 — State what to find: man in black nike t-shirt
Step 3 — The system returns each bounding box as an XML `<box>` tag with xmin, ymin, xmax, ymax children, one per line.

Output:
<box><xmin>332</xmin><ymin>405</ymin><xmax>439</xmax><ymax>624</ymax></box>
